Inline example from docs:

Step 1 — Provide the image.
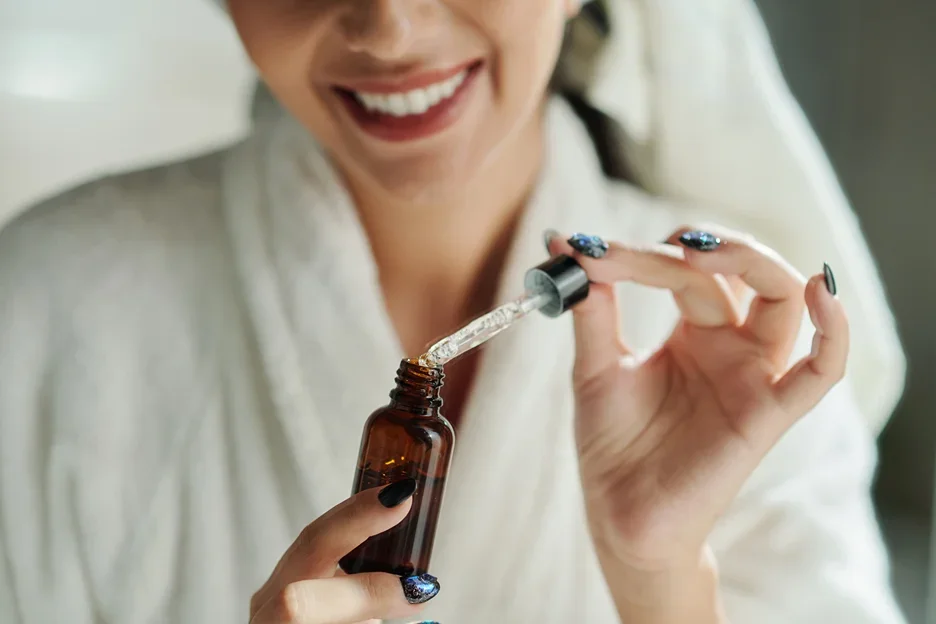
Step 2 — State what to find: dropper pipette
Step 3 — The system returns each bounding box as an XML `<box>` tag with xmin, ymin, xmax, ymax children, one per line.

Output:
<box><xmin>417</xmin><ymin>255</ymin><xmax>589</xmax><ymax>368</ymax></box>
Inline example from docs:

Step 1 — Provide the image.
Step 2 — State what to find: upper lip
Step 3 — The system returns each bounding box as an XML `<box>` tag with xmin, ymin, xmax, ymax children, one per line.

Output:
<box><xmin>332</xmin><ymin>59</ymin><xmax>480</xmax><ymax>94</ymax></box>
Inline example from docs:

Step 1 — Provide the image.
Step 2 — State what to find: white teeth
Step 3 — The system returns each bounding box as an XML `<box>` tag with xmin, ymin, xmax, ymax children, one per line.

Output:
<box><xmin>406</xmin><ymin>90</ymin><xmax>430</xmax><ymax>115</ymax></box>
<box><xmin>387</xmin><ymin>93</ymin><xmax>407</xmax><ymax>116</ymax></box>
<box><xmin>352</xmin><ymin>69</ymin><xmax>469</xmax><ymax>117</ymax></box>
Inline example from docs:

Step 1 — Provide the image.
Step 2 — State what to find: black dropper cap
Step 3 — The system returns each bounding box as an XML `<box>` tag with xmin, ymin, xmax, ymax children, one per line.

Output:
<box><xmin>523</xmin><ymin>255</ymin><xmax>590</xmax><ymax>318</ymax></box>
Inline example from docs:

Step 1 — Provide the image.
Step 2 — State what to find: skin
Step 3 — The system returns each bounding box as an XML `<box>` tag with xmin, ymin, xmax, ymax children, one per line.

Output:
<box><xmin>551</xmin><ymin>228</ymin><xmax>846</xmax><ymax>622</ymax></box>
<box><xmin>250</xmin><ymin>487</ymin><xmax>425</xmax><ymax>624</ymax></box>
<box><xmin>230</xmin><ymin>1</ymin><xmax>850</xmax><ymax>622</ymax></box>
<box><xmin>228</xmin><ymin>0</ymin><xmax>577</xmax><ymax>422</ymax></box>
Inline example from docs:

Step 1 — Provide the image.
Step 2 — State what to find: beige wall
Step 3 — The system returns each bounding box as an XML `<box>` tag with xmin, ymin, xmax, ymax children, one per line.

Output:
<box><xmin>0</xmin><ymin>0</ymin><xmax>253</xmax><ymax>220</ymax></box>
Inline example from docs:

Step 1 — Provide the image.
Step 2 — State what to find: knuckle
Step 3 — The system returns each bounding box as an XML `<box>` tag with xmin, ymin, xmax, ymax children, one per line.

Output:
<box><xmin>278</xmin><ymin>582</ymin><xmax>311</xmax><ymax>622</ymax></box>
<box><xmin>572</xmin><ymin>362</ymin><xmax>619</xmax><ymax>400</ymax></box>
<box><xmin>296</xmin><ymin>497</ymin><xmax>357</xmax><ymax>548</ymax></box>
<box><xmin>249</xmin><ymin>588</ymin><xmax>269</xmax><ymax>618</ymax></box>
<box><xmin>296</xmin><ymin>522</ymin><xmax>322</xmax><ymax>550</ymax></box>
<box><xmin>831</xmin><ymin>361</ymin><xmax>847</xmax><ymax>383</ymax></box>
<box><xmin>358</xmin><ymin>572</ymin><xmax>388</xmax><ymax>606</ymax></box>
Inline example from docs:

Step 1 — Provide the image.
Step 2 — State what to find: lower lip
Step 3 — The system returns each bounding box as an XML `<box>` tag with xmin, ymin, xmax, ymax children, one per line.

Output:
<box><xmin>333</xmin><ymin>62</ymin><xmax>483</xmax><ymax>143</ymax></box>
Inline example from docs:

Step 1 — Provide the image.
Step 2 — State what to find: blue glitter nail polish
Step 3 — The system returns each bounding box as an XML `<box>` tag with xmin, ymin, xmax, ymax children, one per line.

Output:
<box><xmin>401</xmin><ymin>574</ymin><xmax>441</xmax><ymax>604</ymax></box>
<box><xmin>567</xmin><ymin>233</ymin><xmax>609</xmax><ymax>259</ymax></box>
<box><xmin>678</xmin><ymin>231</ymin><xmax>721</xmax><ymax>251</ymax></box>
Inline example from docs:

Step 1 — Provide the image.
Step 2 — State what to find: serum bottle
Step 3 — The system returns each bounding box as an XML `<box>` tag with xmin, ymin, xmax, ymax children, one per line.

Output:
<box><xmin>339</xmin><ymin>254</ymin><xmax>589</xmax><ymax>577</ymax></box>
<box><xmin>339</xmin><ymin>359</ymin><xmax>455</xmax><ymax>577</ymax></box>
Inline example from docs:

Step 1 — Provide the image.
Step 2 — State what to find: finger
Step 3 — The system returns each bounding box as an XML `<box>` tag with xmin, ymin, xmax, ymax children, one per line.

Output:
<box><xmin>549</xmin><ymin>233</ymin><xmax>740</xmax><ymax>327</ymax></box>
<box><xmin>546</xmin><ymin>235</ymin><xmax>631</xmax><ymax>381</ymax></box>
<box><xmin>330</xmin><ymin>572</ymin><xmax>382</xmax><ymax>624</ymax></box>
<box><xmin>725</xmin><ymin>275</ymin><xmax>750</xmax><ymax>301</ymax></box>
<box><xmin>253</xmin><ymin>572</ymin><xmax>436</xmax><ymax>624</ymax></box>
<box><xmin>281</xmin><ymin>479</ymin><xmax>416</xmax><ymax>580</ymax></box>
<box><xmin>774</xmin><ymin>270</ymin><xmax>848</xmax><ymax>416</ymax></box>
<box><xmin>668</xmin><ymin>227</ymin><xmax>806</xmax><ymax>365</ymax></box>
<box><xmin>570</xmin><ymin>281</ymin><xmax>633</xmax><ymax>383</ymax></box>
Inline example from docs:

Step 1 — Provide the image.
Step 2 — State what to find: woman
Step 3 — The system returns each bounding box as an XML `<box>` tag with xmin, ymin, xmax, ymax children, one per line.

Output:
<box><xmin>0</xmin><ymin>0</ymin><xmax>907</xmax><ymax>622</ymax></box>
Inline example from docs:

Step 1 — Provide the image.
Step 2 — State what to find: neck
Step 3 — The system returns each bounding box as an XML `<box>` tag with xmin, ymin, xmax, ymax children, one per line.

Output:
<box><xmin>389</xmin><ymin>359</ymin><xmax>444</xmax><ymax>415</ymax></box>
<box><xmin>349</xmin><ymin>105</ymin><xmax>547</xmax><ymax>326</ymax></box>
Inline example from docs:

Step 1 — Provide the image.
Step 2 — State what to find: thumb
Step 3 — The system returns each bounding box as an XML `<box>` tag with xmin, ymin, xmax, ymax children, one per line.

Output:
<box><xmin>253</xmin><ymin>571</ymin><xmax>438</xmax><ymax>624</ymax></box>
<box><xmin>547</xmin><ymin>235</ymin><xmax>632</xmax><ymax>384</ymax></box>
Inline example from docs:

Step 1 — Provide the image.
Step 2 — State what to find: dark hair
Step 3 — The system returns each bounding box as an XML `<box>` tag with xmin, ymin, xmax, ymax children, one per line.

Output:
<box><xmin>552</xmin><ymin>1</ymin><xmax>637</xmax><ymax>184</ymax></box>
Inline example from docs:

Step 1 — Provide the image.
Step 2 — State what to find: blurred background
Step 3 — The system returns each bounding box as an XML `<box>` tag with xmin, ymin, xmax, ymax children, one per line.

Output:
<box><xmin>1</xmin><ymin>0</ymin><xmax>934</xmax><ymax>621</ymax></box>
<box><xmin>753</xmin><ymin>1</ymin><xmax>936</xmax><ymax>622</ymax></box>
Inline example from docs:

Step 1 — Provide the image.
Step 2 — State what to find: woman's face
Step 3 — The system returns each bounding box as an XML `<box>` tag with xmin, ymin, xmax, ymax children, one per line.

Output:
<box><xmin>228</xmin><ymin>0</ymin><xmax>579</xmax><ymax>203</ymax></box>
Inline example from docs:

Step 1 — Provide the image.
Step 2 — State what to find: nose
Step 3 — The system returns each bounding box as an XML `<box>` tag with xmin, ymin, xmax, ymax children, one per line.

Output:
<box><xmin>341</xmin><ymin>0</ymin><xmax>420</xmax><ymax>60</ymax></box>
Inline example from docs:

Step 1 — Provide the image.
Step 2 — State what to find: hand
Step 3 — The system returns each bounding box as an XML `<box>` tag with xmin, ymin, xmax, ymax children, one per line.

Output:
<box><xmin>550</xmin><ymin>228</ymin><xmax>847</xmax><ymax>621</ymax></box>
<box><xmin>250</xmin><ymin>479</ymin><xmax>440</xmax><ymax>624</ymax></box>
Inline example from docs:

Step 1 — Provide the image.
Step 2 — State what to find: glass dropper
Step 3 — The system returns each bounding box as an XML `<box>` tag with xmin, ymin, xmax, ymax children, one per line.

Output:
<box><xmin>417</xmin><ymin>255</ymin><xmax>590</xmax><ymax>368</ymax></box>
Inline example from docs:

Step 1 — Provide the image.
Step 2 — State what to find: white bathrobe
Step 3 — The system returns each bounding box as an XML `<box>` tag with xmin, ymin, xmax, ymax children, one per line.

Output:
<box><xmin>0</xmin><ymin>2</ymin><xmax>907</xmax><ymax>623</ymax></box>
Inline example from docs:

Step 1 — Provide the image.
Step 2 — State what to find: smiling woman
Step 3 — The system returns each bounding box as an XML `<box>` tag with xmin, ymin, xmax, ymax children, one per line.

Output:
<box><xmin>0</xmin><ymin>1</ymin><xmax>907</xmax><ymax>623</ymax></box>
<box><xmin>225</xmin><ymin>0</ymin><xmax>575</xmax><ymax>204</ymax></box>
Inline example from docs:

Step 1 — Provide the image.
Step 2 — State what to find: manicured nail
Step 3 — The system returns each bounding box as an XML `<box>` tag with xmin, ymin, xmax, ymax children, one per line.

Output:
<box><xmin>567</xmin><ymin>233</ymin><xmax>609</xmax><ymax>259</ymax></box>
<box><xmin>378</xmin><ymin>478</ymin><xmax>417</xmax><ymax>508</ymax></box>
<box><xmin>823</xmin><ymin>263</ymin><xmax>837</xmax><ymax>296</ymax></box>
<box><xmin>543</xmin><ymin>228</ymin><xmax>560</xmax><ymax>253</ymax></box>
<box><xmin>401</xmin><ymin>574</ymin><xmax>440</xmax><ymax>604</ymax></box>
<box><xmin>678</xmin><ymin>231</ymin><xmax>721</xmax><ymax>251</ymax></box>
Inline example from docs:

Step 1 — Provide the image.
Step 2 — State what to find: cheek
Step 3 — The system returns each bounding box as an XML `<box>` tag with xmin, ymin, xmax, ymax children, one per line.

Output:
<box><xmin>228</xmin><ymin>1</ymin><xmax>339</xmax><ymax>139</ymax></box>
<box><xmin>475</xmin><ymin>0</ymin><xmax>568</xmax><ymax>106</ymax></box>
<box><xmin>232</xmin><ymin>4</ymin><xmax>316</xmax><ymax>79</ymax></box>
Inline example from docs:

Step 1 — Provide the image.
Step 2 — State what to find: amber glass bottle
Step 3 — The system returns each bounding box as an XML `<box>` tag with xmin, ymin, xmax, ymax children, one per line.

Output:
<box><xmin>338</xmin><ymin>359</ymin><xmax>455</xmax><ymax>577</ymax></box>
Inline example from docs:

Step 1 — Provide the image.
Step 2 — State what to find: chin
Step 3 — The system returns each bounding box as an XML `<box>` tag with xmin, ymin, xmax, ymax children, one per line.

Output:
<box><xmin>363</xmin><ymin>145</ymin><xmax>485</xmax><ymax>206</ymax></box>
<box><xmin>372</xmin><ymin>167</ymin><xmax>475</xmax><ymax>206</ymax></box>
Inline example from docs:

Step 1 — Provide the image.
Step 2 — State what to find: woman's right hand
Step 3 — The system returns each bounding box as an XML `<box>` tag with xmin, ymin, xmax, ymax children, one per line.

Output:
<box><xmin>249</xmin><ymin>478</ymin><xmax>440</xmax><ymax>624</ymax></box>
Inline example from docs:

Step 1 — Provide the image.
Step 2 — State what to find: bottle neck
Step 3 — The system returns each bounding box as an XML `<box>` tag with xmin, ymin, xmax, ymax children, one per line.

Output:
<box><xmin>389</xmin><ymin>359</ymin><xmax>444</xmax><ymax>415</ymax></box>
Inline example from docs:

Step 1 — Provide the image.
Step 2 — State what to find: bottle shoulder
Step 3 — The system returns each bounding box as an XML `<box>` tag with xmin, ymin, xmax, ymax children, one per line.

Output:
<box><xmin>365</xmin><ymin>405</ymin><xmax>455</xmax><ymax>443</ymax></box>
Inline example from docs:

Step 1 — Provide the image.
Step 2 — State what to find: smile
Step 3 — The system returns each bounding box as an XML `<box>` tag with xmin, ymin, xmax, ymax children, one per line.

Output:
<box><xmin>354</xmin><ymin>69</ymin><xmax>468</xmax><ymax>117</ymax></box>
<box><xmin>331</xmin><ymin>61</ymin><xmax>483</xmax><ymax>143</ymax></box>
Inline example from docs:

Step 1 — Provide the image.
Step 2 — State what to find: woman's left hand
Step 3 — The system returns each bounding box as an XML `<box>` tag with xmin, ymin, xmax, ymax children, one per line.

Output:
<box><xmin>548</xmin><ymin>228</ymin><xmax>847</xmax><ymax>623</ymax></box>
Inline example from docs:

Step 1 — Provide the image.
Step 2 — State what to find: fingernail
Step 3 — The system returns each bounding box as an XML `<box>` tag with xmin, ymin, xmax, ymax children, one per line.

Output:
<box><xmin>678</xmin><ymin>231</ymin><xmax>721</xmax><ymax>251</ymax></box>
<box><xmin>567</xmin><ymin>232</ymin><xmax>609</xmax><ymax>259</ymax></box>
<box><xmin>543</xmin><ymin>228</ymin><xmax>560</xmax><ymax>253</ymax></box>
<box><xmin>401</xmin><ymin>574</ymin><xmax>441</xmax><ymax>604</ymax></box>
<box><xmin>823</xmin><ymin>262</ymin><xmax>837</xmax><ymax>296</ymax></box>
<box><xmin>378</xmin><ymin>478</ymin><xmax>417</xmax><ymax>508</ymax></box>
